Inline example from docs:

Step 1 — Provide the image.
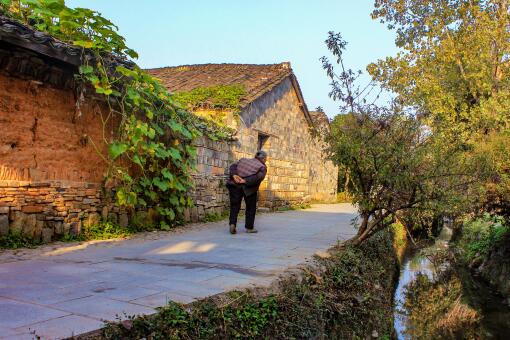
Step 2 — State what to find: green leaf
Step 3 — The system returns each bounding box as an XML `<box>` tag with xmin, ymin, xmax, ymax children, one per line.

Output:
<box><xmin>161</xmin><ymin>168</ymin><xmax>175</xmax><ymax>181</ymax></box>
<box><xmin>116</xmin><ymin>188</ymin><xmax>137</xmax><ymax>207</ymax></box>
<box><xmin>108</xmin><ymin>142</ymin><xmax>129</xmax><ymax>159</ymax></box>
<box><xmin>74</xmin><ymin>40</ymin><xmax>94</xmax><ymax>48</ymax></box>
<box><xmin>153</xmin><ymin>177</ymin><xmax>169</xmax><ymax>192</ymax></box>
<box><xmin>168</xmin><ymin>148</ymin><xmax>182</xmax><ymax>161</ymax></box>
<box><xmin>168</xmin><ymin>196</ymin><xmax>179</xmax><ymax>206</ymax></box>
<box><xmin>133</xmin><ymin>154</ymin><xmax>143</xmax><ymax>167</ymax></box>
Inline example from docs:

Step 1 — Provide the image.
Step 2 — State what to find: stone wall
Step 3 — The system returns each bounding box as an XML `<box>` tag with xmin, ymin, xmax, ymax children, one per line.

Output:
<box><xmin>0</xmin><ymin>60</ymin><xmax>337</xmax><ymax>241</ymax></box>
<box><xmin>187</xmin><ymin>78</ymin><xmax>338</xmax><ymax>219</ymax></box>
<box><xmin>235</xmin><ymin>77</ymin><xmax>337</xmax><ymax>208</ymax></box>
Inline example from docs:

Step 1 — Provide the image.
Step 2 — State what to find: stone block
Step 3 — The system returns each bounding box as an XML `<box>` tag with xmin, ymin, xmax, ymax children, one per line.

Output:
<box><xmin>101</xmin><ymin>206</ymin><xmax>109</xmax><ymax>219</ymax></box>
<box><xmin>42</xmin><ymin>227</ymin><xmax>53</xmax><ymax>243</ymax></box>
<box><xmin>21</xmin><ymin>205</ymin><xmax>43</xmax><ymax>214</ymax></box>
<box><xmin>0</xmin><ymin>215</ymin><xmax>9</xmax><ymax>236</ymax></box>
<box><xmin>119</xmin><ymin>213</ymin><xmax>129</xmax><ymax>228</ymax></box>
<box><xmin>134</xmin><ymin>210</ymin><xmax>148</xmax><ymax>226</ymax></box>
<box><xmin>147</xmin><ymin>208</ymin><xmax>159</xmax><ymax>225</ymax></box>
<box><xmin>183</xmin><ymin>208</ymin><xmax>191</xmax><ymax>222</ymax></box>
<box><xmin>54</xmin><ymin>222</ymin><xmax>63</xmax><ymax>235</ymax></box>
<box><xmin>63</xmin><ymin>223</ymin><xmax>71</xmax><ymax>235</ymax></box>
<box><xmin>70</xmin><ymin>221</ymin><xmax>81</xmax><ymax>236</ymax></box>
<box><xmin>0</xmin><ymin>206</ymin><xmax>9</xmax><ymax>214</ymax></box>
<box><xmin>84</xmin><ymin>212</ymin><xmax>100</xmax><ymax>228</ymax></box>
<box><xmin>33</xmin><ymin>220</ymin><xmax>44</xmax><ymax>241</ymax></box>
<box><xmin>9</xmin><ymin>211</ymin><xmax>24</xmax><ymax>233</ymax></box>
<box><xmin>107</xmin><ymin>213</ymin><xmax>118</xmax><ymax>224</ymax></box>
<box><xmin>190</xmin><ymin>207</ymin><xmax>198</xmax><ymax>222</ymax></box>
<box><xmin>22</xmin><ymin>214</ymin><xmax>37</xmax><ymax>238</ymax></box>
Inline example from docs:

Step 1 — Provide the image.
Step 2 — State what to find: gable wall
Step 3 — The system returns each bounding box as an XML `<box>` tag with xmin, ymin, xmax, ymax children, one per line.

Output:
<box><xmin>189</xmin><ymin>77</ymin><xmax>338</xmax><ymax>219</ymax></box>
<box><xmin>239</xmin><ymin>77</ymin><xmax>337</xmax><ymax>207</ymax></box>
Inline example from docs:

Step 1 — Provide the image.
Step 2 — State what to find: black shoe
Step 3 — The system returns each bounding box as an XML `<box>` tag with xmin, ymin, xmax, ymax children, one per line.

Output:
<box><xmin>229</xmin><ymin>224</ymin><xmax>237</xmax><ymax>234</ymax></box>
<box><xmin>245</xmin><ymin>228</ymin><xmax>258</xmax><ymax>234</ymax></box>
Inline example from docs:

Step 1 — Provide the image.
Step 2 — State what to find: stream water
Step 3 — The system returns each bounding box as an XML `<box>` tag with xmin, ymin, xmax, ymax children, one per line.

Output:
<box><xmin>393</xmin><ymin>227</ymin><xmax>510</xmax><ymax>339</ymax></box>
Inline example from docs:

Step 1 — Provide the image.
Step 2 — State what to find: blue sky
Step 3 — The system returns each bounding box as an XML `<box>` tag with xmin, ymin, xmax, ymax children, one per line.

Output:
<box><xmin>68</xmin><ymin>1</ymin><xmax>397</xmax><ymax>117</ymax></box>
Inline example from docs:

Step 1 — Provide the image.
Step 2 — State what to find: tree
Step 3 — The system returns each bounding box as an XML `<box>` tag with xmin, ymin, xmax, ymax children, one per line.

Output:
<box><xmin>370</xmin><ymin>0</ymin><xmax>510</xmax><ymax>216</ymax></box>
<box><xmin>321</xmin><ymin>32</ymin><xmax>484</xmax><ymax>244</ymax></box>
<box><xmin>370</xmin><ymin>0</ymin><xmax>510</xmax><ymax>138</ymax></box>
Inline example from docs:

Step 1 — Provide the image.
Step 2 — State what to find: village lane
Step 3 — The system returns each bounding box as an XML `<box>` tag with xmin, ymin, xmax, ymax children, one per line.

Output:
<box><xmin>0</xmin><ymin>204</ymin><xmax>357</xmax><ymax>340</ymax></box>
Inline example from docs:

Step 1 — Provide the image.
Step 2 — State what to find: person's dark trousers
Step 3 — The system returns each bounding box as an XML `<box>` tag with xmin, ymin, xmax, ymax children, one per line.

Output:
<box><xmin>244</xmin><ymin>191</ymin><xmax>258</xmax><ymax>229</ymax></box>
<box><xmin>228</xmin><ymin>185</ymin><xmax>258</xmax><ymax>229</ymax></box>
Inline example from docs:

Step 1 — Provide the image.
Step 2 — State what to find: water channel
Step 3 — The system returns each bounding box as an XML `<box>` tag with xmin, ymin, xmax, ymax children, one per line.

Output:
<box><xmin>393</xmin><ymin>227</ymin><xmax>510</xmax><ymax>339</ymax></box>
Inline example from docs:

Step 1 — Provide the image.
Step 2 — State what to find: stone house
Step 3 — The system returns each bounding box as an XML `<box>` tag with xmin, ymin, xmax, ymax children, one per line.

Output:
<box><xmin>147</xmin><ymin>63</ymin><xmax>338</xmax><ymax>217</ymax></box>
<box><xmin>0</xmin><ymin>16</ymin><xmax>336</xmax><ymax>242</ymax></box>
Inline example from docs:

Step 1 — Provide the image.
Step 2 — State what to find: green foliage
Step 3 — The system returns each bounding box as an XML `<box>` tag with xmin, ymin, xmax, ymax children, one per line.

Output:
<box><xmin>172</xmin><ymin>85</ymin><xmax>246</xmax><ymax>112</ymax></box>
<box><xmin>82</xmin><ymin>220</ymin><xmax>134</xmax><ymax>240</ymax></box>
<box><xmin>456</xmin><ymin>214</ymin><xmax>510</xmax><ymax>262</ymax></box>
<box><xmin>276</xmin><ymin>203</ymin><xmax>312</xmax><ymax>212</ymax></box>
<box><xmin>0</xmin><ymin>231</ymin><xmax>40</xmax><ymax>249</ymax></box>
<box><xmin>327</xmin><ymin>111</ymin><xmax>479</xmax><ymax>243</ymax></box>
<box><xmin>101</xmin><ymin>230</ymin><xmax>398</xmax><ymax>339</ymax></box>
<box><xmin>60</xmin><ymin>220</ymin><xmax>140</xmax><ymax>243</ymax></box>
<box><xmin>369</xmin><ymin>0</ymin><xmax>510</xmax><ymax>217</ymax></box>
<box><xmin>202</xmin><ymin>211</ymin><xmax>228</xmax><ymax>223</ymax></box>
<box><xmin>3</xmin><ymin>1</ymin><xmax>233</xmax><ymax>227</ymax></box>
<box><xmin>1</xmin><ymin>0</ymin><xmax>136</xmax><ymax>58</ymax></box>
<box><xmin>371</xmin><ymin>0</ymin><xmax>510</xmax><ymax>138</ymax></box>
<box><xmin>104</xmin><ymin>295</ymin><xmax>278</xmax><ymax>339</ymax></box>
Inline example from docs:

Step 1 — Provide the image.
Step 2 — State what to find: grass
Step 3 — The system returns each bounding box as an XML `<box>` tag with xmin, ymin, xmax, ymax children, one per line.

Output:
<box><xmin>336</xmin><ymin>191</ymin><xmax>352</xmax><ymax>203</ymax></box>
<box><xmin>202</xmin><ymin>211</ymin><xmax>229</xmax><ymax>223</ymax></box>
<box><xmin>276</xmin><ymin>203</ymin><xmax>312</xmax><ymax>212</ymax></box>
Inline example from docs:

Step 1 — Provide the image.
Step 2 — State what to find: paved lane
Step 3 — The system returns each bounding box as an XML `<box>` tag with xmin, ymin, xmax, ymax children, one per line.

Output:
<box><xmin>0</xmin><ymin>204</ymin><xmax>357</xmax><ymax>339</ymax></box>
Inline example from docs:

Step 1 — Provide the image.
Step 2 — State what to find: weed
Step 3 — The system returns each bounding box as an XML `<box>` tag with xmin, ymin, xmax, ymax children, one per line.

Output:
<box><xmin>276</xmin><ymin>203</ymin><xmax>311</xmax><ymax>212</ymax></box>
<box><xmin>202</xmin><ymin>211</ymin><xmax>228</xmax><ymax>223</ymax></box>
<box><xmin>0</xmin><ymin>231</ymin><xmax>40</xmax><ymax>249</ymax></box>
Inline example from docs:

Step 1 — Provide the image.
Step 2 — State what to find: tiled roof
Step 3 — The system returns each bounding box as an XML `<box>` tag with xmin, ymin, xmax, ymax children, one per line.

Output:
<box><xmin>146</xmin><ymin>63</ymin><xmax>294</xmax><ymax>108</ymax></box>
<box><xmin>0</xmin><ymin>15</ymin><xmax>82</xmax><ymax>65</ymax></box>
<box><xmin>0</xmin><ymin>15</ymin><xmax>133</xmax><ymax>68</ymax></box>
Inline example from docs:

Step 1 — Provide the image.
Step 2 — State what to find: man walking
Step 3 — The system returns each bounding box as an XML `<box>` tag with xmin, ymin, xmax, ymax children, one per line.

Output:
<box><xmin>227</xmin><ymin>151</ymin><xmax>268</xmax><ymax>234</ymax></box>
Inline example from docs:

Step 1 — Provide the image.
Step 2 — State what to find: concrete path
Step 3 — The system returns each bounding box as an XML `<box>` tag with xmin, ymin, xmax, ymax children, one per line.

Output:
<box><xmin>0</xmin><ymin>204</ymin><xmax>357</xmax><ymax>339</ymax></box>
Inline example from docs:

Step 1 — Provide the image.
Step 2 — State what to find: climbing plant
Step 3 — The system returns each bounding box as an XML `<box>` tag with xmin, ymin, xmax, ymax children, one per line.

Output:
<box><xmin>172</xmin><ymin>85</ymin><xmax>246</xmax><ymax>112</ymax></box>
<box><xmin>1</xmin><ymin>0</ymin><xmax>233</xmax><ymax>226</ymax></box>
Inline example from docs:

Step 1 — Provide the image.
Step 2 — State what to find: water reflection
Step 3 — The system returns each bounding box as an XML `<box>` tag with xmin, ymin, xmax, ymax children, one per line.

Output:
<box><xmin>394</xmin><ymin>226</ymin><xmax>510</xmax><ymax>339</ymax></box>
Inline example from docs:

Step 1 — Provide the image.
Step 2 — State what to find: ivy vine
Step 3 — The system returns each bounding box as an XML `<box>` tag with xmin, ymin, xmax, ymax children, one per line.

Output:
<box><xmin>1</xmin><ymin>0</ymin><xmax>233</xmax><ymax>227</ymax></box>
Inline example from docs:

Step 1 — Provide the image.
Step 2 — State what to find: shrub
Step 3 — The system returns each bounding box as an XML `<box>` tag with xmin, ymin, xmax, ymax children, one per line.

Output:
<box><xmin>457</xmin><ymin>214</ymin><xmax>509</xmax><ymax>262</ymax></box>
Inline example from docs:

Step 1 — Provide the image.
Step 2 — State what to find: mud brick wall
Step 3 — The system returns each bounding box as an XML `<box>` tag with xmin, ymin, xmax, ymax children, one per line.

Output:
<box><xmin>0</xmin><ymin>73</ymin><xmax>110</xmax><ymax>183</ymax></box>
